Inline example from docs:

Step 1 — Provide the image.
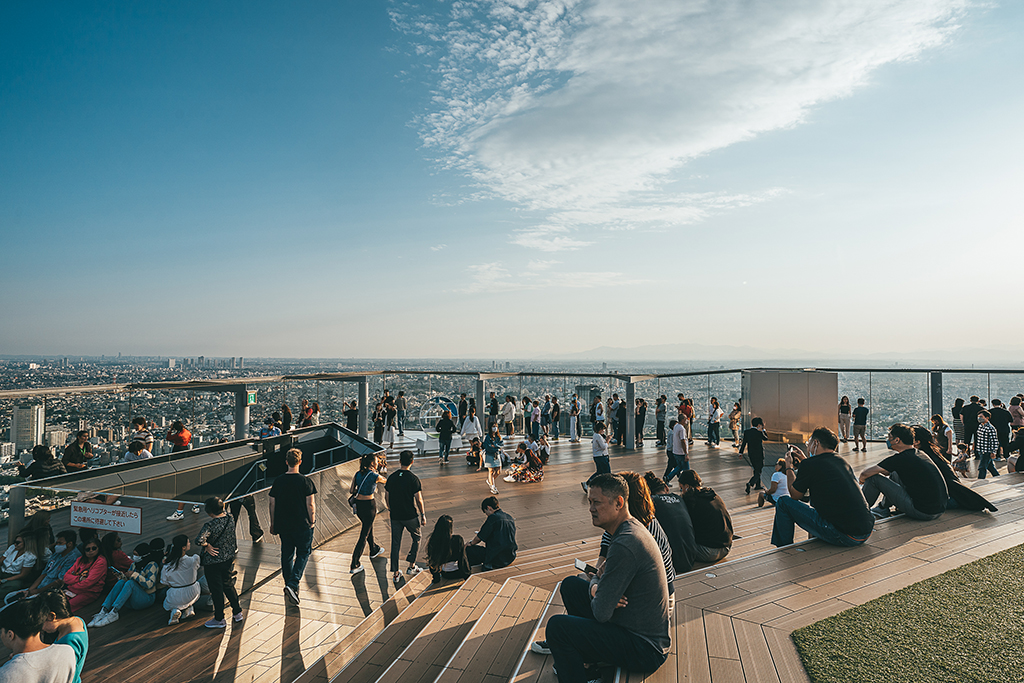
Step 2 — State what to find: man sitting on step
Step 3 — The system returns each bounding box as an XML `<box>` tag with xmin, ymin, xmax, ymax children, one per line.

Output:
<box><xmin>532</xmin><ymin>473</ymin><xmax>670</xmax><ymax>683</ymax></box>
<box><xmin>465</xmin><ymin>496</ymin><xmax>517</xmax><ymax>570</ymax></box>
<box><xmin>858</xmin><ymin>423</ymin><xmax>948</xmax><ymax>520</ymax></box>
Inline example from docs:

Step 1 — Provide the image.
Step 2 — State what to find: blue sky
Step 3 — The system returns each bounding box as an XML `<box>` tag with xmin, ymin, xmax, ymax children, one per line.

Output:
<box><xmin>2</xmin><ymin>1</ymin><xmax>1022</xmax><ymax>359</ymax></box>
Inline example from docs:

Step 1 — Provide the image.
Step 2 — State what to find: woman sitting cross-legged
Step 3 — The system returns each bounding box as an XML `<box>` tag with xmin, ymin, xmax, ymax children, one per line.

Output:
<box><xmin>89</xmin><ymin>540</ymin><xmax>163</xmax><ymax>627</ymax></box>
<box><xmin>161</xmin><ymin>534</ymin><xmax>202</xmax><ymax>625</ymax></box>
<box><xmin>504</xmin><ymin>443</ymin><xmax>545</xmax><ymax>483</ymax></box>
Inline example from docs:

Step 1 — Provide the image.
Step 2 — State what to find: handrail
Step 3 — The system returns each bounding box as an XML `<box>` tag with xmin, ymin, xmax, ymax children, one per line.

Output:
<box><xmin>225</xmin><ymin>458</ymin><xmax>268</xmax><ymax>500</ymax></box>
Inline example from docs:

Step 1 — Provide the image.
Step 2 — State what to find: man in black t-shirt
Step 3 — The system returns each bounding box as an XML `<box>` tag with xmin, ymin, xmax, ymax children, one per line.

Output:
<box><xmin>989</xmin><ymin>400</ymin><xmax>1013</xmax><ymax>455</ymax></box>
<box><xmin>961</xmin><ymin>396</ymin><xmax>984</xmax><ymax>449</ymax></box>
<box><xmin>644</xmin><ymin>472</ymin><xmax>698</xmax><ymax>573</ymax></box>
<box><xmin>466</xmin><ymin>497</ymin><xmax>517</xmax><ymax>569</ymax></box>
<box><xmin>738</xmin><ymin>417</ymin><xmax>768</xmax><ymax>494</ymax></box>
<box><xmin>851</xmin><ymin>399</ymin><xmax>869</xmax><ymax>452</ymax></box>
<box><xmin>269</xmin><ymin>448</ymin><xmax>317</xmax><ymax>605</ymax></box>
<box><xmin>859</xmin><ymin>423</ymin><xmax>947</xmax><ymax>520</ymax></box>
<box><xmin>385</xmin><ymin>450</ymin><xmax>426</xmax><ymax>585</ymax></box>
<box><xmin>770</xmin><ymin>427</ymin><xmax>874</xmax><ymax>547</ymax></box>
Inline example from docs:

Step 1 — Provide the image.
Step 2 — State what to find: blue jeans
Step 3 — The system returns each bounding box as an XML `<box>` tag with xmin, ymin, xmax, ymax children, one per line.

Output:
<box><xmin>978</xmin><ymin>452</ymin><xmax>999</xmax><ymax>479</ymax></box>
<box><xmin>439</xmin><ymin>438</ymin><xmax>452</xmax><ymax>462</ymax></box>
<box><xmin>664</xmin><ymin>452</ymin><xmax>689</xmax><ymax>483</ymax></box>
<box><xmin>708</xmin><ymin>422</ymin><xmax>720</xmax><ymax>445</ymax></box>
<box><xmin>397</xmin><ymin>410</ymin><xmax>406</xmax><ymax>434</ymax></box>
<box><xmin>545</xmin><ymin>577</ymin><xmax>667</xmax><ymax>683</ymax></box>
<box><xmin>532</xmin><ymin>422</ymin><xmax>541</xmax><ymax>439</ymax></box>
<box><xmin>770</xmin><ymin>496</ymin><xmax>872</xmax><ymax>547</ymax></box>
<box><xmin>280</xmin><ymin>525</ymin><xmax>314</xmax><ymax>590</ymax></box>
<box><xmin>552</xmin><ymin>420</ymin><xmax>559</xmax><ymax>439</ymax></box>
<box><xmin>587</xmin><ymin>456</ymin><xmax>611</xmax><ymax>485</ymax></box>
<box><xmin>102</xmin><ymin>578</ymin><xmax>156</xmax><ymax>612</ymax></box>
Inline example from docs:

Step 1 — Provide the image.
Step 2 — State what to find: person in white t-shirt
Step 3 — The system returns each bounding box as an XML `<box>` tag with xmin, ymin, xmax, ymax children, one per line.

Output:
<box><xmin>758</xmin><ymin>459</ymin><xmax>791</xmax><ymax>508</ymax></box>
<box><xmin>0</xmin><ymin>598</ymin><xmax>77</xmax><ymax>683</ymax></box>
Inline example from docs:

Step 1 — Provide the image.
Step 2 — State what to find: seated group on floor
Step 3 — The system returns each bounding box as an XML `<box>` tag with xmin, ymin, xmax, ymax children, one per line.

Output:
<box><xmin>770</xmin><ymin>423</ymin><xmax>997</xmax><ymax>550</ymax></box>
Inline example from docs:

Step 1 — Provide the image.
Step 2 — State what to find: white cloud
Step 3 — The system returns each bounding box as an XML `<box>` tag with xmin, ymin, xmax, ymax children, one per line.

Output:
<box><xmin>396</xmin><ymin>0</ymin><xmax>970</xmax><ymax>249</ymax></box>
<box><xmin>430</xmin><ymin>243</ymin><xmax>448</xmax><ymax>251</ymax></box>
<box><xmin>463</xmin><ymin>261</ymin><xmax>647</xmax><ymax>293</ymax></box>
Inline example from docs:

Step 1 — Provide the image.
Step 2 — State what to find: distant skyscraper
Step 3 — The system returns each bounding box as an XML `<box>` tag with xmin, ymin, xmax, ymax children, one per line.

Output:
<box><xmin>0</xmin><ymin>442</ymin><xmax>15</xmax><ymax>459</ymax></box>
<box><xmin>231</xmin><ymin>357</ymin><xmax>237</xmax><ymax>369</ymax></box>
<box><xmin>602</xmin><ymin>362</ymin><xmax>607</xmax><ymax>371</ymax></box>
<box><xmin>46</xmin><ymin>429</ymin><xmax>68</xmax><ymax>448</ymax></box>
<box><xmin>198</xmin><ymin>355</ymin><xmax>205</xmax><ymax>367</ymax></box>
<box><xmin>11</xmin><ymin>404</ymin><xmax>45</xmax><ymax>451</ymax></box>
<box><xmin>77</xmin><ymin>419</ymin><xmax>88</xmax><ymax>432</ymax></box>
<box><xmin>239</xmin><ymin>357</ymin><xmax>244</xmax><ymax>369</ymax></box>
<box><xmin>167</xmin><ymin>358</ymin><xmax>176</xmax><ymax>368</ymax></box>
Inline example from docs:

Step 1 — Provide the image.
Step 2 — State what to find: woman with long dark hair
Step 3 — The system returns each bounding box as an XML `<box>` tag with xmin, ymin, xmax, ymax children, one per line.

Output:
<box><xmin>63</xmin><ymin>538</ymin><xmax>107</xmax><ymax>612</ymax></box>
<box><xmin>951</xmin><ymin>398</ymin><xmax>965</xmax><ymax>444</ymax></box>
<box><xmin>100</xmin><ymin>532</ymin><xmax>132</xmax><ymax>586</ymax></box>
<box><xmin>161</xmin><ymin>534</ymin><xmax>201</xmax><ymax>624</ymax></box>
<box><xmin>838</xmin><ymin>396</ymin><xmax>852</xmax><ymax>443</ymax></box>
<box><xmin>349</xmin><ymin>453</ymin><xmax>385</xmax><ymax>574</ymax></box>
<box><xmin>426</xmin><ymin>515</ymin><xmax>469</xmax><ymax>583</ymax></box>
<box><xmin>931</xmin><ymin>414</ymin><xmax>955</xmax><ymax>459</ymax></box>
<box><xmin>913</xmin><ymin>426</ymin><xmax>996</xmax><ymax>512</ymax></box>
<box><xmin>281</xmin><ymin>403</ymin><xmax>293</xmax><ymax>432</ymax></box>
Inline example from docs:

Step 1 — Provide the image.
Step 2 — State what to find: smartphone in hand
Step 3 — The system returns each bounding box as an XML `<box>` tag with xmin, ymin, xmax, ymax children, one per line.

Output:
<box><xmin>574</xmin><ymin>558</ymin><xmax>598</xmax><ymax>575</ymax></box>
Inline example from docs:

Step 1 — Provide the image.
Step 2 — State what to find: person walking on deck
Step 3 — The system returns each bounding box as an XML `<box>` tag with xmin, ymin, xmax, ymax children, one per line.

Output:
<box><xmin>270</xmin><ymin>448</ymin><xmax>317</xmax><ymax>604</ymax></box>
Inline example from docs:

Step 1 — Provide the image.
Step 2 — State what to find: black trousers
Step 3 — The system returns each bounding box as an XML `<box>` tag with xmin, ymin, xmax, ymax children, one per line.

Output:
<box><xmin>747</xmin><ymin>456</ymin><xmax>764</xmax><ymax>488</ymax></box>
<box><xmin>352</xmin><ymin>499</ymin><xmax>380</xmax><ymax>568</ymax></box>
<box><xmin>229</xmin><ymin>496</ymin><xmax>263</xmax><ymax>539</ymax></box>
<box><xmin>205</xmin><ymin>560</ymin><xmax>241</xmax><ymax>621</ymax></box>
<box><xmin>656</xmin><ymin>421</ymin><xmax>666</xmax><ymax>443</ymax></box>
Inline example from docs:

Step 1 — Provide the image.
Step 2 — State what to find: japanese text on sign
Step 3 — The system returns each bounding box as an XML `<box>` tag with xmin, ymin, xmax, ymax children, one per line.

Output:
<box><xmin>70</xmin><ymin>501</ymin><xmax>142</xmax><ymax>535</ymax></box>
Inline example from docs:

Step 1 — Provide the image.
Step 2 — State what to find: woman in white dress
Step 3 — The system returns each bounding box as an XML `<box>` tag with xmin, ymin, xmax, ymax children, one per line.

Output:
<box><xmin>161</xmin><ymin>534</ymin><xmax>201</xmax><ymax>625</ymax></box>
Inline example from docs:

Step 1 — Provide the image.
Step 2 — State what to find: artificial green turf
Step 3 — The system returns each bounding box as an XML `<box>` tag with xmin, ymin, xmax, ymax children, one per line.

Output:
<box><xmin>791</xmin><ymin>542</ymin><xmax>1024</xmax><ymax>683</ymax></box>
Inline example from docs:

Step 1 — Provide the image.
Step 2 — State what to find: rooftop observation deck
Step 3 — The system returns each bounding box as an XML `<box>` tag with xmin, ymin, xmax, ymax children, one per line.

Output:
<box><xmin>15</xmin><ymin>432</ymin><xmax>1021</xmax><ymax>683</ymax></box>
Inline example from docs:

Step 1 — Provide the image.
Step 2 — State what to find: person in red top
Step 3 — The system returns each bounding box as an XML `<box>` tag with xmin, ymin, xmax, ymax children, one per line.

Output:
<box><xmin>63</xmin><ymin>539</ymin><xmax>108</xmax><ymax>611</ymax></box>
<box><xmin>166</xmin><ymin>421</ymin><xmax>192</xmax><ymax>453</ymax></box>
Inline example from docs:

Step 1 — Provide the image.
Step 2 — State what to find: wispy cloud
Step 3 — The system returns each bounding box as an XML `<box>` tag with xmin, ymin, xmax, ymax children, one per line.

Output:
<box><xmin>395</xmin><ymin>0</ymin><xmax>969</xmax><ymax>249</ymax></box>
<box><xmin>463</xmin><ymin>261</ymin><xmax>647</xmax><ymax>293</ymax></box>
<box><xmin>430</xmin><ymin>243</ymin><xmax>447</xmax><ymax>251</ymax></box>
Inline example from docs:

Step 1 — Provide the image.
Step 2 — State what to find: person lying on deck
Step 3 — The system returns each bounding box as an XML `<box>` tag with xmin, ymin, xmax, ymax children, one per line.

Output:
<box><xmin>770</xmin><ymin>427</ymin><xmax>875</xmax><ymax>548</ymax></box>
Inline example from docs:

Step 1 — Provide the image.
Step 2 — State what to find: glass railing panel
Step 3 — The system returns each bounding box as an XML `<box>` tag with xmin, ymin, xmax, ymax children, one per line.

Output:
<box><xmin>867</xmin><ymin>372</ymin><xmax>929</xmax><ymax>440</ymax></box>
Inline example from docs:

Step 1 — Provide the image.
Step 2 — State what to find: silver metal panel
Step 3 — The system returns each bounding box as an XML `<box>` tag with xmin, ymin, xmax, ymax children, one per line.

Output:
<box><xmin>743</xmin><ymin>370</ymin><xmax>838</xmax><ymax>439</ymax></box>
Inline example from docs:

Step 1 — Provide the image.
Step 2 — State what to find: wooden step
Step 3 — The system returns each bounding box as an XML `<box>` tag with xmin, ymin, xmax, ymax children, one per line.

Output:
<box><xmin>511</xmin><ymin>581</ymin><xmax>563</xmax><ymax>683</ymax></box>
<box><xmin>294</xmin><ymin>569</ymin><xmax>434</xmax><ymax>683</ymax></box>
<box><xmin>328</xmin><ymin>579</ymin><xmax>467</xmax><ymax>683</ymax></box>
<box><xmin>375</xmin><ymin>575</ymin><xmax>503</xmax><ymax>683</ymax></box>
<box><xmin>433</xmin><ymin>578</ymin><xmax>552</xmax><ymax>683</ymax></box>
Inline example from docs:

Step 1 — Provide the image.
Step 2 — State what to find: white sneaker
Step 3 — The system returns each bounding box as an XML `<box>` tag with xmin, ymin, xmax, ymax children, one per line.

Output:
<box><xmin>169</xmin><ymin>609</ymin><xmax>182</xmax><ymax>625</ymax></box>
<box><xmin>182</xmin><ymin>606</ymin><xmax>195</xmax><ymax>619</ymax></box>
<box><xmin>371</xmin><ymin>547</ymin><xmax>386</xmax><ymax>559</ymax></box>
<box><xmin>102</xmin><ymin>610</ymin><xmax>119</xmax><ymax>627</ymax></box>
<box><xmin>88</xmin><ymin>609</ymin><xmax>109</xmax><ymax>627</ymax></box>
<box><xmin>167</xmin><ymin>510</ymin><xmax>184</xmax><ymax>521</ymax></box>
<box><xmin>407</xmin><ymin>566</ymin><xmax>423</xmax><ymax>576</ymax></box>
<box><xmin>191</xmin><ymin>505</ymin><xmax>202</xmax><ymax>514</ymax></box>
<box><xmin>489</xmin><ymin>484</ymin><xmax>498</xmax><ymax>494</ymax></box>
<box><xmin>350</xmin><ymin>565</ymin><xmax>364</xmax><ymax>575</ymax></box>
<box><xmin>503</xmin><ymin>475</ymin><xmax>516</xmax><ymax>482</ymax></box>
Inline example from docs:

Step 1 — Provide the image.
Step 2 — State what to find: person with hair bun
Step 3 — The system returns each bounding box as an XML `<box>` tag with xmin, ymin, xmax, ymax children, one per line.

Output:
<box><xmin>161</xmin><ymin>534</ymin><xmax>201</xmax><ymax>624</ymax></box>
<box><xmin>195</xmin><ymin>496</ymin><xmax>244</xmax><ymax>628</ymax></box>
<box><xmin>678</xmin><ymin>470</ymin><xmax>733</xmax><ymax>563</ymax></box>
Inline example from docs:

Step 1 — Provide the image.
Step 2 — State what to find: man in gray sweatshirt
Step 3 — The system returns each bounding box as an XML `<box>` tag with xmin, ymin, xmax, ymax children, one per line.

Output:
<box><xmin>533</xmin><ymin>473</ymin><xmax>670</xmax><ymax>682</ymax></box>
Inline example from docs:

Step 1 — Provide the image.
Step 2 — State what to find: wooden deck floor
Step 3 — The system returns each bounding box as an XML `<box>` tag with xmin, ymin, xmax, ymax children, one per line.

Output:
<box><xmin>20</xmin><ymin>435</ymin><xmax>1024</xmax><ymax>683</ymax></box>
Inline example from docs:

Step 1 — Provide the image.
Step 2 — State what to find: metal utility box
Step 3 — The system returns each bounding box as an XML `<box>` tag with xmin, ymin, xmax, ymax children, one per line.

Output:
<box><xmin>741</xmin><ymin>370</ymin><xmax>838</xmax><ymax>441</ymax></box>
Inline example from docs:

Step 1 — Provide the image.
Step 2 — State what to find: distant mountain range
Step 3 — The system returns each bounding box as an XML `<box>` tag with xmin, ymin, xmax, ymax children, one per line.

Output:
<box><xmin>531</xmin><ymin>342</ymin><xmax>1024</xmax><ymax>366</ymax></box>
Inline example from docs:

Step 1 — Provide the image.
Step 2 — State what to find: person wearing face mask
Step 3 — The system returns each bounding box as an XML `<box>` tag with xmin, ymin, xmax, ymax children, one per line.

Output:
<box><xmin>10</xmin><ymin>530</ymin><xmax>80</xmax><ymax>602</ymax></box>
<box><xmin>769</xmin><ymin>427</ymin><xmax>875</xmax><ymax>548</ymax></box>
<box><xmin>858</xmin><ymin>423</ymin><xmax>948</xmax><ymax>520</ymax></box>
<box><xmin>88</xmin><ymin>541</ymin><xmax>163</xmax><ymax>627</ymax></box>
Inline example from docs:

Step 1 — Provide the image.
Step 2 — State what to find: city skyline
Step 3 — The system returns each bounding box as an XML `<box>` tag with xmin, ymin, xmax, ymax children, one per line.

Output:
<box><xmin>3</xmin><ymin>2</ymin><xmax>1023</xmax><ymax>359</ymax></box>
